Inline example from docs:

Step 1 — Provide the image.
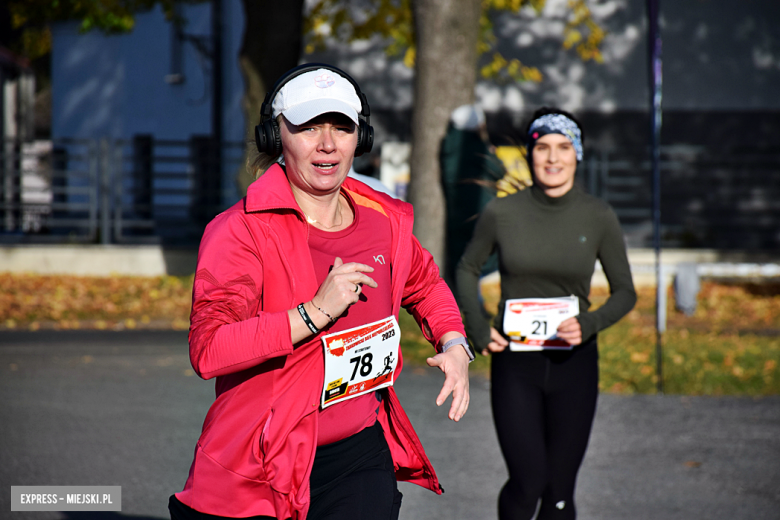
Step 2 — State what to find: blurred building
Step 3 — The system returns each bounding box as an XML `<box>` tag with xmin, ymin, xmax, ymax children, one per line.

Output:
<box><xmin>1</xmin><ymin>47</ymin><xmax>35</xmax><ymax>143</ymax></box>
<box><xmin>44</xmin><ymin>0</ymin><xmax>780</xmax><ymax>249</ymax></box>
<box><xmin>1</xmin><ymin>46</ymin><xmax>37</xmax><ymax>234</ymax></box>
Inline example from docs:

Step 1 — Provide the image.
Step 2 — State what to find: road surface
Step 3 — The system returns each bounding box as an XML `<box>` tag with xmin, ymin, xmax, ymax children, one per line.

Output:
<box><xmin>1</xmin><ymin>330</ymin><xmax>778</xmax><ymax>519</ymax></box>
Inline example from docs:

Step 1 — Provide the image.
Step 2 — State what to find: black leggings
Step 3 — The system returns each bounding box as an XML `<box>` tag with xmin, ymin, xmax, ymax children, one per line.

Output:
<box><xmin>490</xmin><ymin>338</ymin><xmax>599</xmax><ymax>520</ymax></box>
<box><xmin>309</xmin><ymin>421</ymin><xmax>402</xmax><ymax>519</ymax></box>
<box><xmin>168</xmin><ymin>496</ymin><xmax>274</xmax><ymax>520</ymax></box>
<box><xmin>169</xmin><ymin>421</ymin><xmax>401</xmax><ymax>520</ymax></box>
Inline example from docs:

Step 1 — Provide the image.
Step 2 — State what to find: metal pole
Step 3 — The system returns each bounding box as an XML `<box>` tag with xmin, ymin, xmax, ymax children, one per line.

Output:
<box><xmin>211</xmin><ymin>0</ymin><xmax>223</xmax><ymax>215</ymax></box>
<box><xmin>113</xmin><ymin>142</ymin><xmax>125</xmax><ymax>243</ymax></box>
<box><xmin>648</xmin><ymin>0</ymin><xmax>664</xmax><ymax>393</ymax></box>
<box><xmin>100</xmin><ymin>139</ymin><xmax>111</xmax><ymax>244</ymax></box>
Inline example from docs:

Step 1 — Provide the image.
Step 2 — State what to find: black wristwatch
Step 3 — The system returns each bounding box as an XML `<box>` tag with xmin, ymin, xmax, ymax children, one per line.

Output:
<box><xmin>441</xmin><ymin>337</ymin><xmax>476</xmax><ymax>363</ymax></box>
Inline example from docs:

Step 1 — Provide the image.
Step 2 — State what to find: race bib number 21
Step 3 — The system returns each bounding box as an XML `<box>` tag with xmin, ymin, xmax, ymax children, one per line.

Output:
<box><xmin>503</xmin><ymin>295</ymin><xmax>579</xmax><ymax>351</ymax></box>
<box><xmin>320</xmin><ymin>316</ymin><xmax>400</xmax><ymax>409</ymax></box>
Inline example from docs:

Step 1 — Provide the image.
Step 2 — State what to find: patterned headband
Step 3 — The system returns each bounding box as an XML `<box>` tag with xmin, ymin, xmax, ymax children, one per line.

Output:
<box><xmin>528</xmin><ymin>113</ymin><xmax>583</xmax><ymax>161</ymax></box>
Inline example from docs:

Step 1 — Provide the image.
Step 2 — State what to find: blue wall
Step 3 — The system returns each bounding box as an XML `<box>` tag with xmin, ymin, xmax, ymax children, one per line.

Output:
<box><xmin>51</xmin><ymin>1</ymin><xmax>246</xmax><ymax>205</ymax></box>
<box><xmin>52</xmin><ymin>1</ymin><xmax>245</xmax><ymax>142</ymax></box>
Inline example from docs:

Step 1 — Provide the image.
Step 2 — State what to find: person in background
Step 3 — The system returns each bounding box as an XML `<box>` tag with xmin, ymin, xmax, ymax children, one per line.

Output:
<box><xmin>169</xmin><ymin>64</ymin><xmax>474</xmax><ymax>520</ymax></box>
<box><xmin>456</xmin><ymin>107</ymin><xmax>636</xmax><ymax>519</ymax></box>
<box><xmin>440</xmin><ymin>104</ymin><xmax>505</xmax><ymax>285</ymax></box>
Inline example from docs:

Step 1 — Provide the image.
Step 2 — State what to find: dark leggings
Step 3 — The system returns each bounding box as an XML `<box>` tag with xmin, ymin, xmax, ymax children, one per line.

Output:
<box><xmin>491</xmin><ymin>338</ymin><xmax>599</xmax><ymax>520</ymax></box>
<box><xmin>308</xmin><ymin>421</ymin><xmax>402</xmax><ymax>520</ymax></box>
<box><xmin>168</xmin><ymin>496</ymin><xmax>275</xmax><ymax>520</ymax></box>
<box><xmin>169</xmin><ymin>421</ymin><xmax>401</xmax><ymax>520</ymax></box>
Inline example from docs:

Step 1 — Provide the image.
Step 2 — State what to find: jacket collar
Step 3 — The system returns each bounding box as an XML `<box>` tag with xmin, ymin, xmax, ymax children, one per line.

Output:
<box><xmin>245</xmin><ymin>164</ymin><xmax>302</xmax><ymax>214</ymax></box>
<box><xmin>245</xmin><ymin>163</ymin><xmax>413</xmax><ymax>219</ymax></box>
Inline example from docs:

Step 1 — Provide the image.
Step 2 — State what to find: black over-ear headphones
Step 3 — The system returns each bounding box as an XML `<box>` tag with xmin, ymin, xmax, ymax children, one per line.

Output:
<box><xmin>254</xmin><ymin>63</ymin><xmax>374</xmax><ymax>158</ymax></box>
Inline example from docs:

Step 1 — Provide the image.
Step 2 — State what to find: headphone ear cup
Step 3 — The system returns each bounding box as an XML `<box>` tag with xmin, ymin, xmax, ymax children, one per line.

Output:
<box><xmin>255</xmin><ymin>118</ymin><xmax>282</xmax><ymax>157</ymax></box>
<box><xmin>254</xmin><ymin>116</ymin><xmax>282</xmax><ymax>157</ymax></box>
<box><xmin>254</xmin><ymin>123</ymin><xmax>265</xmax><ymax>155</ymax></box>
<box><xmin>268</xmin><ymin>119</ymin><xmax>282</xmax><ymax>157</ymax></box>
<box><xmin>355</xmin><ymin>120</ymin><xmax>374</xmax><ymax>157</ymax></box>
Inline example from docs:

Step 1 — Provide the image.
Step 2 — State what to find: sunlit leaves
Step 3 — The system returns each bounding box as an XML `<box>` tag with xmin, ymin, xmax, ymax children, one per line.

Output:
<box><xmin>479</xmin><ymin>53</ymin><xmax>542</xmax><ymax>83</ymax></box>
<box><xmin>304</xmin><ymin>0</ymin><xmax>606</xmax><ymax>84</ymax></box>
<box><xmin>305</xmin><ymin>0</ymin><xmax>413</xmax><ymax>57</ymax></box>
<box><xmin>403</xmin><ymin>47</ymin><xmax>416</xmax><ymax>68</ymax></box>
<box><xmin>564</xmin><ymin>0</ymin><xmax>605</xmax><ymax>63</ymax></box>
<box><xmin>6</xmin><ymin>0</ymin><xmax>206</xmax><ymax>59</ymax></box>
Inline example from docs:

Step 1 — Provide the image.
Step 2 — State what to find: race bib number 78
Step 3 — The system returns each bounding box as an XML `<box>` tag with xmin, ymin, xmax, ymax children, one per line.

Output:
<box><xmin>320</xmin><ymin>316</ymin><xmax>400</xmax><ymax>409</ymax></box>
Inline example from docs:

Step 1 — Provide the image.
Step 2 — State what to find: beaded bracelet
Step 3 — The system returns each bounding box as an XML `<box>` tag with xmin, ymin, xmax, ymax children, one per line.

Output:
<box><xmin>315</xmin><ymin>305</ymin><xmax>335</xmax><ymax>323</ymax></box>
<box><xmin>297</xmin><ymin>303</ymin><xmax>319</xmax><ymax>334</ymax></box>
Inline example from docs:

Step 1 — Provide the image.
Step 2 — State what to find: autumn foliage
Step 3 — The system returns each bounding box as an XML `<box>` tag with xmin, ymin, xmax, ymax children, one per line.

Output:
<box><xmin>404</xmin><ymin>279</ymin><xmax>780</xmax><ymax>396</ymax></box>
<box><xmin>1</xmin><ymin>273</ymin><xmax>777</xmax><ymax>395</ymax></box>
<box><xmin>0</xmin><ymin>273</ymin><xmax>192</xmax><ymax>331</ymax></box>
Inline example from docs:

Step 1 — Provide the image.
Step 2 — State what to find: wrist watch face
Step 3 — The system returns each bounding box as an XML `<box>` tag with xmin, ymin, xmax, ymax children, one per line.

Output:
<box><xmin>445</xmin><ymin>338</ymin><xmax>475</xmax><ymax>361</ymax></box>
<box><xmin>463</xmin><ymin>340</ymin><xmax>476</xmax><ymax>360</ymax></box>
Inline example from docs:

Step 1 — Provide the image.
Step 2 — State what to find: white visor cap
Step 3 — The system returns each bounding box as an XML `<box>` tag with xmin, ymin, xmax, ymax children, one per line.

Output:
<box><xmin>271</xmin><ymin>68</ymin><xmax>362</xmax><ymax>126</ymax></box>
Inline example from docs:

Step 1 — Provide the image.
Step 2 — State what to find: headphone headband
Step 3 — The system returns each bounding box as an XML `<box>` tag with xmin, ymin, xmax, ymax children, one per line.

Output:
<box><xmin>260</xmin><ymin>63</ymin><xmax>370</xmax><ymax>122</ymax></box>
<box><xmin>256</xmin><ymin>63</ymin><xmax>373</xmax><ymax>157</ymax></box>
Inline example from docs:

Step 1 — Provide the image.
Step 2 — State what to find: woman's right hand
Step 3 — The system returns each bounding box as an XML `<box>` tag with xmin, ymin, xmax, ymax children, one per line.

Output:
<box><xmin>311</xmin><ymin>257</ymin><xmax>377</xmax><ymax>322</ymax></box>
<box><xmin>483</xmin><ymin>327</ymin><xmax>509</xmax><ymax>355</ymax></box>
<box><xmin>289</xmin><ymin>257</ymin><xmax>377</xmax><ymax>344</ymax></box>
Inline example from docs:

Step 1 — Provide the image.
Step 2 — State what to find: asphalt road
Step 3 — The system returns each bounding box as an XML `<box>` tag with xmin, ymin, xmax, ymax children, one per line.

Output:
<box><xmin>1</xmin><ymin>330</ymin><xmax>778</xmax><ymax>520</ymax></box>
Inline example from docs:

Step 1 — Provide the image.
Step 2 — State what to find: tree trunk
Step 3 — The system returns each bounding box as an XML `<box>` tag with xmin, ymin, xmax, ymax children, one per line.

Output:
<box><xmin>236</xmin><ymin>0</ymin><xmax>305</xmax><ymax>194</ymax></box>
<box><xmin>409</xmin><ymin>0</ymin><xmax>481</xmax><ymax>270</ymax></box>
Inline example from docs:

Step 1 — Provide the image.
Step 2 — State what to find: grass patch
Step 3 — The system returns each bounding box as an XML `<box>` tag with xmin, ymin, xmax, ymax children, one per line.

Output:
<box><xmin>397</xmin><ymin>310</ymin><xmax>492</xmax><ymax>375</ymax></box>
<box><xmin>401</xmin><ymin>280</ymin><xmax>780</xmax><ymax>396</ymax></box>
<box><xmin>598</xmin><ymin>319</ymin><xmax>780</xmax><ymax>395</ymax></box>
<box><xmin>596</xmin><ymin>282</ymin><xmax>780</xmax><ymax>396</ymax></box>
<box><xmin>1</xmin><ymin>273</ymin><xmax>778</xmax><ymax>395</ymax></box>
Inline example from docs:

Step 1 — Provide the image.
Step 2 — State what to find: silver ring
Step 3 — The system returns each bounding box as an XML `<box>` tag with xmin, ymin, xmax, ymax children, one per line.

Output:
<box><xmin>354</xmin><ymin>284</ymin><xmax>360</xmax><ymax>293</ymax></box>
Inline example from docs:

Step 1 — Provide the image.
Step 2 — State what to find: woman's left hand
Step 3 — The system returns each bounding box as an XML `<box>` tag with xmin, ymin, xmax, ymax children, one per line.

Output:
<box><xmin>556</xmin><ymin>317</ymin><xmax>582</xmax><ymax>346</ymax></box>
<box><xmin>426</xmin><ymin>333</ymin><xmax>470</xmax><ymax>422</ymax></box>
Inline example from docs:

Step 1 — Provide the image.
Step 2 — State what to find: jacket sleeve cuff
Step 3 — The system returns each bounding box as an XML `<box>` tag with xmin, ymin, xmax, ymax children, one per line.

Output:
<box><xmin>576</xmin><ymin>313</ymin><xmax>598</xmax><ymax>342</ymax></box>
<box><xmin>418</xmin><ymin>315</ymin><xmax>466</xmax><ymax>346</ymax></box>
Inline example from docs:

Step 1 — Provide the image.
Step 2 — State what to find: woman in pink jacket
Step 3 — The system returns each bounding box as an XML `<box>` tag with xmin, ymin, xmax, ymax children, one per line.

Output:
<box><xmin>169</xmin><ymin>64</ymin><xmax>475</xmax><ymax>520</ymax></box>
